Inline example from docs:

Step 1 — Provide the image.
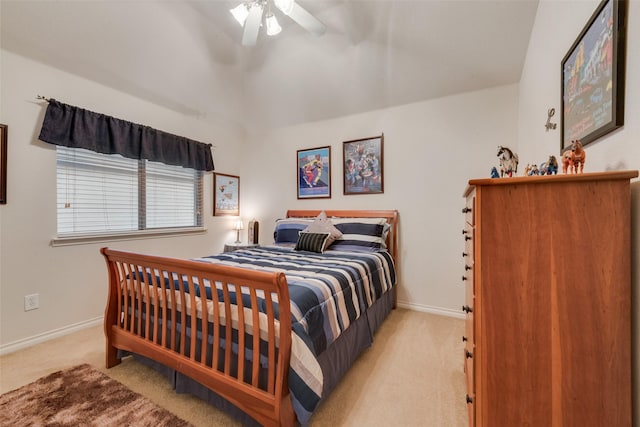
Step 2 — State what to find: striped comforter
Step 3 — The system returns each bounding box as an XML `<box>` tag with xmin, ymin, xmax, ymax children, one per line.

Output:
<box><xmin>194</xmin><ymin>245</ymin><xmax>396</xmax><ymax>424</ymax></box>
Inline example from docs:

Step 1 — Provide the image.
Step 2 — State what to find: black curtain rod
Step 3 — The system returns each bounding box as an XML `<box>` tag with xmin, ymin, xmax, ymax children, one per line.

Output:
<box><xmin>36</xmin><ymin>95</ymin><xmax>51</xmax><ymax>102</ymax></box>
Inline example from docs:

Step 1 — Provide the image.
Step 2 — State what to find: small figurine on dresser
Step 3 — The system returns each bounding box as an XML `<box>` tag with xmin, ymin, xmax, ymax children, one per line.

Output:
<box><xmin>497</xmin><ymin>146</ymin><xmax>519</xmax><ymax>177</ymax></box>
<box><xmin>490</xmin><ymin>167</ymin><xmax>500</xmax><ymax>178</ymax></box>
<box><xmin>562</xmin><ymin>140</ymin><xmax>586</xmax><ymax>174</ymax></box>
<box><xmin>539</xmin><ymin>155</ymin><xmax>558</xmax><ymax>175</ymax></box>
<box><xmin>524</xmin><ymin>164</ymin><xmax>540</xmax><ymax>176</ymax></box>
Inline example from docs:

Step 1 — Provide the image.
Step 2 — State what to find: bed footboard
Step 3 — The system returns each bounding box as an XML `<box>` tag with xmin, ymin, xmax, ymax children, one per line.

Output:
<box><xmin>101</xmin><ymin>247</ymin><xmax>295</xmax><ymax>427</ymax></box>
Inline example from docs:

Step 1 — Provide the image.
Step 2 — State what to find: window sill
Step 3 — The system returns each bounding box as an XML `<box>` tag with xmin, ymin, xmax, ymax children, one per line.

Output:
<box><xmin>50</xmin><ymin>227</ymin><xmax>207</xmax><ymax>247</ymax></box>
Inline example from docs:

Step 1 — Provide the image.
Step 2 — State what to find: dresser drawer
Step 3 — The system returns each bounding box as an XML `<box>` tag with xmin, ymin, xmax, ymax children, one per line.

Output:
<box><xmin>464</xmin><ymin>309</ymin><xmax>474</xmax><ymax>348</ymax></box>
<box><xmin>465</xmin><ymin>350</ymin><xmax>474</xmax><ymax>395</ymax></box>
<box><xmin>464</xmin><ymin>227</ymin><xmax>474</xmax><ymax>258</ymax></box>
<box><xmin>463</xmin><ymin>196</ymin><xmax>475</xmax><ymax>226</ymax></box>
<box><xmin>463</xmin><ymin>231</ymin><xmax>474</xmax><ymax>300</ymax></box>
<box><xmin>465</xmin><ymin>272</ymin><xmax>474</xmax><ymax>307</ymax></box>
<box><xmin>467</xmin><ymin>395</ymin><xmax>476</xmax><ymax>427</ymax></box>
<box><xmin>466</xmin><ymin>392</ymin><xmax>475</xmax><ymax>427</ymax></box>
<box><xmin>462</xmin><ymin>239</ymin><xmax>473</xmax><ymax>264</ymax></box>
<box><xmin>464</xmin><ymin>342</ymin><xmax>475</xmax><ymax>426</ymax></box>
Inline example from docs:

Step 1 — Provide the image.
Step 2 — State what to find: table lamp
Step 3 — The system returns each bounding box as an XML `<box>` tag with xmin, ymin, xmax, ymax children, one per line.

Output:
<box><xmin>233</xmin><ymin>220</ymin><xmax>244</xmax><ymax>244</ymax></box>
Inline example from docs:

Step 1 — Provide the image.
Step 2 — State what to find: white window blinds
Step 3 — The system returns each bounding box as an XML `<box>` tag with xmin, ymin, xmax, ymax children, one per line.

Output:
<box><xmin>145</xmin><ymin>160</ymin><xmax>202</xmax><ymax>229</ymax></box>
<box><xmin>56</xmin><ymin>146</ymin><xmax>202</xmax><ymax>236</ymax></box>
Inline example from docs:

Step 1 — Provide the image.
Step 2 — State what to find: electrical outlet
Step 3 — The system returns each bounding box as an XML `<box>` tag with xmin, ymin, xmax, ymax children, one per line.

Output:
<box><xmin>24</xmin><ymin>293</ymin><xmax>40</xmax><ymax>311</ymax></box>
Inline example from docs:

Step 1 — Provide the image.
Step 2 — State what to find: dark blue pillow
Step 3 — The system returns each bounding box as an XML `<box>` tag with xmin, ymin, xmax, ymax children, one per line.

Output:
<box><xmin>273</xmin><ymin>219</ymin><xmax>312</xmax><ymax>244</ymax></box>
<box><xmin>294</xmin><ymin>232</ymin><xmax>331</xmax><ymax>253</ymax></box>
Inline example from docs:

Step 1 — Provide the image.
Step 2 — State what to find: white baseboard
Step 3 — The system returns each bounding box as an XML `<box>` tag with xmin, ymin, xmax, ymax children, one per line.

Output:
<box><xmin>397</xmin><ymin>301</ymin><xmax>465</xmax><ymax>319</ymax></box>
<box><xmin>0</xmin><ymin>316</ymin><xmax>103</xmax><ymax>356</ymax></box>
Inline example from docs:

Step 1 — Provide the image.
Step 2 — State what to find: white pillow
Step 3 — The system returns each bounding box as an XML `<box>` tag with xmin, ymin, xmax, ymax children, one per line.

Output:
<box><xmin>302</xmin><ymin>211</ymin><xmax>343</xmax><ymax>247</ymax></box>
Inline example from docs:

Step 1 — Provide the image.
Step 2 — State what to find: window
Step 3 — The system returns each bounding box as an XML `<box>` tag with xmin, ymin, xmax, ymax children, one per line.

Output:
<box><xmin>56</xmin><ymin>146</ymin><xmax>203</xmax><ymax>236</ymax></box>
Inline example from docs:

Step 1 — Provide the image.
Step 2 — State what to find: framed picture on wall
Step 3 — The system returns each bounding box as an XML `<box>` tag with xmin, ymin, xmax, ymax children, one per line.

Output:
<box><xmin>560</xmin><ymin>0</ymin><xmax>627</xmax><ymax>151</ymax></box>
<box><xmin>297</xmin><ymin>146</ymin><xmax>331</xmax><ymax>199</ymax></box>
<box><xmin>343</xmin><ymin>134</ymin><xmax>384</xmax><ymax>195</ymax></box>
<box><xmin>0</xmin><ymin>124</ymin><xmax>6</xmax><ymax>204</ymax></box>
<box><xmin>213</xmin><ymin>172</ymin><xmax>240</xmax><ymax>216</ymax></box>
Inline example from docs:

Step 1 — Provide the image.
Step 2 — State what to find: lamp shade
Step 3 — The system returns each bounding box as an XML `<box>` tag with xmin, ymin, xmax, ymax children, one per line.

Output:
<box><xmin>265</xmin><ymin>13</ymin><xmax>282</xmax><ymax>36</ymax></box>
<box><xmin>233</xmin><ymin>219</ymin><xmax>244</xmax><ymax>244</ymax></box>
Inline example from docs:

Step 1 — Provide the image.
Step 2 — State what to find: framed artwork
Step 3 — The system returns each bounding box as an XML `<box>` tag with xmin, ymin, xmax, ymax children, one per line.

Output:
<box><xmin>0</xmin><ymin>124</ymin><xmax>6</xmax><ymax>204</ymax></box>
<box><xmin>560</xmin><ymin>0</ymin><xmax>627</xmax><ymax>151</ymax></box>
<box><xmin>213</xmin><ymin>172</ymin><xmax>240</xmax><ymax>216</ymax></box>
<box><xmin>343</xmin><ymin>134</ymin><xmax>384</xmax><ymax>195</ymax></box>
<box><xmin>297</xmin><ymin>146</ymin><xmax>331</xmax><ymax>199</ymax></box>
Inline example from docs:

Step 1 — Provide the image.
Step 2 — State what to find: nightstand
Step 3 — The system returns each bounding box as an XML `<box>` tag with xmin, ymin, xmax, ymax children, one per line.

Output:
<box><xmin>223</xmin><ymin>243</ymin><xmax>258</xmax><ymax>253</ymax></box>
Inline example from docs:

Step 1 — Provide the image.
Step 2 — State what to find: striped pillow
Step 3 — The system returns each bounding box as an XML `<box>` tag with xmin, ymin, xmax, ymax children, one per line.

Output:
<box><xmin>302</xmin><ymin>211</ymin><xmax>343</xmax><ymax>247</ymax></box>
<box><xmin>273</xmin><ymin>218</ymin><xmax>313</xmax><ymax>244</ymax></box>
<box><xmin>329</xmin><ymin>218</ymin><xmax>388</xmax><ymax>252</ymax></box>
<box><xmin>294</xmin><ymin>232</ymin><xmax>331</xmax><ymax>253</ymax></box>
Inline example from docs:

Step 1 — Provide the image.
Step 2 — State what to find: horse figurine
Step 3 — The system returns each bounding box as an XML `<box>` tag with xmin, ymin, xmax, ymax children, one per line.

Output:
<box><xmin>525</xmin><ymin>163</ymin><xmax>540</xmax><ymax>176</ymax></box>
<box><xmin>562</xmin><ymin>140</ymin><xmax>586</xmax><ymax>174</ymax></box>
<box><xmin>539</xmin><ymin>155</ymin><xmax>558</xmax><ymax>175</ymax></box>
<box><xmin>497</xmin><ymin>146</ymin><xmax>519</xmax><ymax>177</ymax></box>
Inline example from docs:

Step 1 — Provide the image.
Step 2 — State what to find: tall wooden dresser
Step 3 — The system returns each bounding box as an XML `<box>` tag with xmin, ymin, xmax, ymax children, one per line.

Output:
<box><xmin>462</xmin><ymin>170</ymin><xmax>638</xmax><ymax>427</ymax></box>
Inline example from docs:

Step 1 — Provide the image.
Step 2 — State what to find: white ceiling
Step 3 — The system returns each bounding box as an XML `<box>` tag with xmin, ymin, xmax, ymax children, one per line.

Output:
<box><xmin>1</xmin><ymin>0</ymin><xmax>539</xmax><ymax>130</ymax></box>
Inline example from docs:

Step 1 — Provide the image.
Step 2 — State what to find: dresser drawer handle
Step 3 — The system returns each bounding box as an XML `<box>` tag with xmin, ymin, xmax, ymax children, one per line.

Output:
<box><xmin>462</xmin><ymin>305</ymin><xmax>473</xmax><ymax>313</ymax></box>
<box><xmin>465</xmin><ymin>350</ymin><xmax>473</xmax><ymax>359</ymax></box>
<box><xmin>462</xmin><ymin>207</ymin><xmax>472</xmax><ymax>214</ymax></box>
<box><xmin>466</xmin><ymin>395</ymin><xmax>473</xmax><ymax>404</ymax></box>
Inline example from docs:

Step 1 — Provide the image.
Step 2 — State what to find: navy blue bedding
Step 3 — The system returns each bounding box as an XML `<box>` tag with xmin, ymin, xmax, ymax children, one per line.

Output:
<box><xmin>126</xmin><ymin>245</ymin><xmax>396</xmax><ymax>424</ymax></box>
<box><xmin>193</xmin><ymin>245</ymin><xmax>396</xmax><ymax>424</ymax></box>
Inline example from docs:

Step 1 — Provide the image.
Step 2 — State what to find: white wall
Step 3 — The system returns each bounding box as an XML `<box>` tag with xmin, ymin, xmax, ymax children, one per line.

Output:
<box><xmin>0</xmin><ymin>51</ymin><xmax>247</xmax><ymax>349</ymax></box>
<box><xmin>241</xmin><ymin>84</ymin><xmax>520</xmax><ymax>315</ymax></box>
<box><xmin>518</xmin><ymin>0</ymin><xmax>640</xmax><ymax>420</ymax></box>
<box><xmin>519</xmin><ymin>0</ymin><xmax>640</xmax><ymax>171</ymax></box>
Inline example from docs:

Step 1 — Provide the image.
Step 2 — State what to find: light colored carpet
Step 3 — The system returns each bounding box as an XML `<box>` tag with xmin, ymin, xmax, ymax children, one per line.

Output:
<box><xmin>0</xmin><ymin>309</ymin><xmax>467</xmax><ymax>426</ymax></box>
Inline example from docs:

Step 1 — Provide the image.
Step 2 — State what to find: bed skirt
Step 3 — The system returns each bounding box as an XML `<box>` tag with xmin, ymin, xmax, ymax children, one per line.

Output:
<box><xmin>128</xmin><ymin>287</ymin><xmax>395</xmax><ymax>425</ymax></box>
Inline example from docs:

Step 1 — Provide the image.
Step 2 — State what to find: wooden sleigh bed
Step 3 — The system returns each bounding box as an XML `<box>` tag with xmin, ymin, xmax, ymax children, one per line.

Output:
<box><xmin>102</xmin><ymin>209</ymin><xmax>398</xmax><ymax>426</ymax></box>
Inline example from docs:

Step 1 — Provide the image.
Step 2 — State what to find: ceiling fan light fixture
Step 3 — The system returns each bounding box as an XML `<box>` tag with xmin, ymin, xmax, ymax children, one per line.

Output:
<box><xmin>274</xmin><ymin>0</ymin><xmax>294</xmax><ymax>15</ymax></box>
<box><xmin>265</xmin><ymin>13</ymin><xmax>282</xmax><ymax>36</ymax></box>
<box><xmin>234</xmin><ymin>0</ymin><xmax>324</xmax><ymax>46</ymax></box>
<box><xmin>230</xmin><ymin>3</ymin><xmax>250</xmax><ymax>26</ymax></box>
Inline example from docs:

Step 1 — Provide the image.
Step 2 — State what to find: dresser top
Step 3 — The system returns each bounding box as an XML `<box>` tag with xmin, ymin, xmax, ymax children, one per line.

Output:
<box><xmin>464</xmin><ymin>170</ymin><xmax>638</xmax><ymax>197</ymax></box>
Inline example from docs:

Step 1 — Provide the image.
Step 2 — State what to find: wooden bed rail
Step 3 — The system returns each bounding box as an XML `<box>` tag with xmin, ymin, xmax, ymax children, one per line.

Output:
<box><xmin>101</xmin><ymin>247</ymin><xmax>295</xmax><ymax>427</ymax></box>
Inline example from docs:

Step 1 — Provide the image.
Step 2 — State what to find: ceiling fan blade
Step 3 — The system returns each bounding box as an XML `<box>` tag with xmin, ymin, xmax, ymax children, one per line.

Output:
<box><xmin>287</xmin><ymin>2</ymin><xmax>326</xmax><ymax>37</ymax></box>
<box><xmin>242</xmin><ymin>4</ymin><xmax>264</xmax><ymax>46</ymax></box>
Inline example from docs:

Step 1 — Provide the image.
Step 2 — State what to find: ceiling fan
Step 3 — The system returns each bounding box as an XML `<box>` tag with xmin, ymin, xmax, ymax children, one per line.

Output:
<box><xmin>230</xmin><ymin>0</ymin><xmax>326</xmax><ymax>46</ymax></box>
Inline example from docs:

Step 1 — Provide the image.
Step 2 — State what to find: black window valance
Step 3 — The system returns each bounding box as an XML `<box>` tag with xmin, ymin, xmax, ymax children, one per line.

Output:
<box><xmin>38</xmin><ymin>99</ymin><xmax>214</xmax><ymax>171</ymax></box>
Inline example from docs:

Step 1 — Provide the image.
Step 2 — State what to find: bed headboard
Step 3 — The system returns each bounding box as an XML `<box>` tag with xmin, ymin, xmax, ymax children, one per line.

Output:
<box><xmin>285</xmin><ymin>209</ymin><xmax>399</xmax><ymax>264</ymax></box>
